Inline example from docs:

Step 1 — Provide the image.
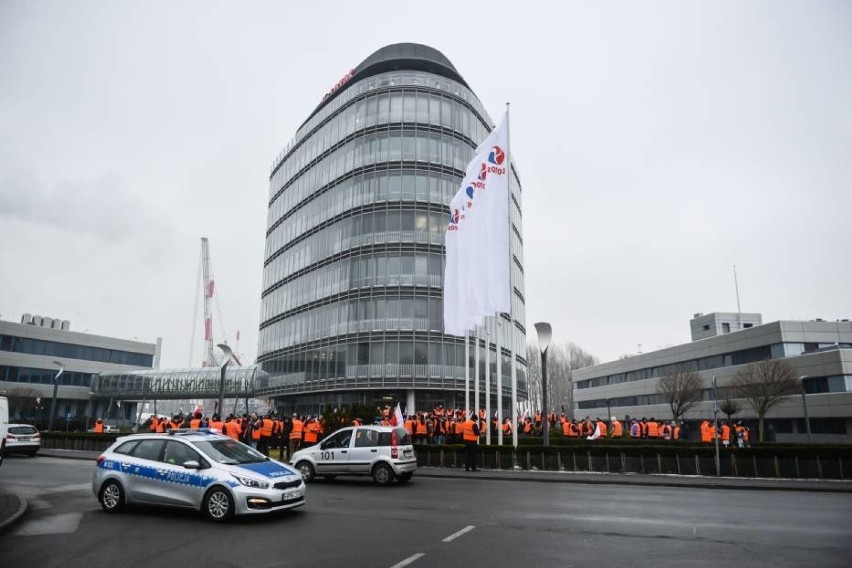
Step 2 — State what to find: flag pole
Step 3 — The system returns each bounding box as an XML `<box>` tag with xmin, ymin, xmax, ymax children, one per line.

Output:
<box><xmin>485</xmin><ymin>320</ymin><xmax>491</xmax><ymax>446</ymax></box>
<box><xmin>506</xmin><ymin>101</ymin><xmax>519</xmax><ymax>451</ymax></box>
<box><xmin>497</xmin><ymin>316</ymin><xmax>503</xmax><ymax>445</ymax></box>
<box><xmin>474</xmin><ymin>325</ymin><xmax>480</xmax><ymax>420</ymax></box>
<box><xmin>465</xmin><ymin>332</ymin><xmax>470</xmax><ymax>419</ymax></box>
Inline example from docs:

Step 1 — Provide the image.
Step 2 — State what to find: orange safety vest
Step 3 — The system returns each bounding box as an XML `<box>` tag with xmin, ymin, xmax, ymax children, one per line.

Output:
<box><xmin>612</xmin><ymin>421</ymin><xmax>623</xmax><ymax>437</ymax></box>
<box><xmin>462</xmin><ymin>420</ymin><xmax>478</xmax><ymax>442</ymax></box>
<box><xmin>415</xmin><ymin>420</ymin><xmax>428</xmax><ymax>435</ymax></box>
<box><xmin>156</xmin><ymin>420</ymin><xmax>165</xmax><ymax>433</ymax></box>
<box><xmin>647</xmin><ymin>421</ymin><xmax>659</xmax><ymax>438</ymax></box>
<box><xmin>261</xmin><ymin>418</ymin><xmax>274</xmax><ymax>437</ymax></box>
<box><xmin>700</xmin><ymin>421</ymin><xmax>712</xmax><ymax>443</ymax></box>
<box><xmin>596</xmin><ymin>421</ymin><xmax>607</xmax><ymax>437</ymax></box>
<box><xmin>251</xmin><ymin>421</ymin><xmax>262</xmax><ymax>440</ymax></box>
<box><xmin>149</xmin><ymin>417</ymin><xmax>158</xmax><ymax>432</ymax></box>
<box><xmin>93</xmin><ymin>421</ymin><xmax>104</xmax><ymax>433</ymax></box>
<box><xmin>290</xmin><ymin>419</ymin><xmax>304</xmax><ymax>440</ymax></box>
<box><xmin>190</xmin><ymin>418</ymin><xmax>202</xmax><ymax>429</ymax></box>
<box><xmin>721</xmin><ymin>424</ymin><xmax>731</xmax><ymax>442</ymax></box>
<box><xmin>224</xmin><ymin>421</ymin><xmax>240</xmax><ymax>440</ymax></box>
<box><xmin>304</xmin><ymin>421</ymin><xmax>320</xmax><ymax>444</ymax></box>
<box><xmin>209</xmin><ymin>420</ymin><xmax>223</xmax><ymax>433</ymax></box>
<box><xmin>502</xmin><ymin>422</ymin><xmax>512</xmax><ymax>435</ymax></box>
<box><xmin>562</xmin><ymin>421</ymin><xmax>572</xmax><ymax>436</ymax></box>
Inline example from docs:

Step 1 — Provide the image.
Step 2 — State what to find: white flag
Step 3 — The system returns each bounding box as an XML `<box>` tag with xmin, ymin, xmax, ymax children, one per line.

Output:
<box><xmin>443</xmin><ymin>112</ymin><xmax>511</xmax><ymax>336</ymax></box>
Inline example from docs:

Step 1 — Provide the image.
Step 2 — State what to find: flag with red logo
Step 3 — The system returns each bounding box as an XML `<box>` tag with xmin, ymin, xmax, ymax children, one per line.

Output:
<box><xmin>443</xmin><ymin>112</ymin><xmax>511</xmax><ymax>336</ymax></box>
<box><xmin>389</xmin><ymin>403</ymin><xmax>404</xmax><ymax>427</ymax></box>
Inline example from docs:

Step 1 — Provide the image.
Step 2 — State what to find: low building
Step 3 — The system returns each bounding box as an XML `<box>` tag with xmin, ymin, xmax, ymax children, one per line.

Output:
<box><xmin>0</xmin><ymin>315</ymin><xmax>159</xmax><ymax>424</ymax></box>
<box><xmin>573</xmin><ymin>314</ymin><xmax>852</xmax><ymax>443</ymax></box>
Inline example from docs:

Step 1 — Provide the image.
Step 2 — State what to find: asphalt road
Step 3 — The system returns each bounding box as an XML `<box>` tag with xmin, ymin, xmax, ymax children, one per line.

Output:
<box><xmin>2</xmin><ymin>455</ymin><xmax>851</xmax><ymax>568</ymax></box>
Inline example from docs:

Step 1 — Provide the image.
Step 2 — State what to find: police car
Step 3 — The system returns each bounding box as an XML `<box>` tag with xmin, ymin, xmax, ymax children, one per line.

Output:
<box><xmin>92</xmin><ymin>429</ymin><xmax>305</xmax><ymax>522</ymax></box>
<box><xmin>290</xmin><ymin>425</ymin><xmax>416</xmax><ymax>485</ymax></box>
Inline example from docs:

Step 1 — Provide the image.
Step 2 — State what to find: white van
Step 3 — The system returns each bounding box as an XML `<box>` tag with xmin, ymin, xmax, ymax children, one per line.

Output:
<box><xmin>0</xmin><ymin>396</ymin><xmax>9</xmax><ymax>467</ymax></box>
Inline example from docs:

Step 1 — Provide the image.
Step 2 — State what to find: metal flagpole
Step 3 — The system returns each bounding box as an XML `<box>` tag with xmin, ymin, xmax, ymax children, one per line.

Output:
<box><xmin>497</xmin><ymin>317</ymin><xmax>503</xmax><ymax>445</ymax></box>
<box><xmin>465</xmin><ymin>332</ymin><xmax>470</xmax><ymax>418</ymax></box>
<box><xmin>474</xmin><ymin>325</ymin><xmax>480</xmax><ymax>419</ymax></box>
<box><xmin>485</xmin><ymin>320</ymin><xmax>491</xmax><ymax>446</ymax></box>
<box><xmin>506</xmin><ymin>101</ymin><xmax>518</xmax><ymax>452</ymax></box>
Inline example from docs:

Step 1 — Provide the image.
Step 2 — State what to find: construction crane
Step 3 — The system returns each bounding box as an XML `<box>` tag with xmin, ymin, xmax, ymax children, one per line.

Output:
<box><xmin>189</xmin><ymin>237</ymin><xmax>239</xmax><ymax>368</ymax></box>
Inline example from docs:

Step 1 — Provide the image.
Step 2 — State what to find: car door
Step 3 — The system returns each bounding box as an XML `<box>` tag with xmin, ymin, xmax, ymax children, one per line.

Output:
<box><xmin>315</xmin><ymin>429</ymin><xmax>352</xmax><ymax>474</ymax></box>
<box><xmin>123</xmin><ymin>439</ymin><xmax>167</xmax><ymax>504</ymax></box>
<box><xmin>155</xmin><ymin>441</ymin><xmax>210</xmax><ymax>508</ymax></box>
<box><xmin>347</xmin><ymin>427</ymin><xmax>380</xmax><ymax>474</ymax></box>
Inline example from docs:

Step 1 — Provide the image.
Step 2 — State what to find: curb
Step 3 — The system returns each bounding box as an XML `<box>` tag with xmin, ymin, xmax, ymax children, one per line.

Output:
<box><xmin>0</xmin><ymin>493</ymin><xmax>28</xmax><ymax>534</ymax></box>
<box><xmin>415</xmin><ymin>468</ymin><xmax>852</xmax><ymax>493</ymax></box>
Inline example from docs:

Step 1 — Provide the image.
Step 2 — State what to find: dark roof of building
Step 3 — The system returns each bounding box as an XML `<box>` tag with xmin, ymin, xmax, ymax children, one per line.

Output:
<box><xmin>303</xmin><ymin>43</ymin><xmax>469</xmax><ymax>127</ymax></box>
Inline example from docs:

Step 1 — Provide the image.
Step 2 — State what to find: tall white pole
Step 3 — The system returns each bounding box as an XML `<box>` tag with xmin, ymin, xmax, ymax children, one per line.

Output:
<box><xmin>464</xmin><ymin>332</ymin><xmax>470</xmax><ymax>417</ymax></box>
<box><xmin>485</xmin><ymin>321</ymin><xmax>491</xmax><ymax>446</ymax></box>
<box><xmin>497</xmin><ymin>318</ymin><xmax>503</xmax><ymax>445</ymax></box>
<box><xmin>506</xmin><ymin>102</ymin><xmax>518</xmax><ymax>450</ymax></box>
<box><xmin>474</xmin><ymin>325</ymin><xmax>480</xmax><ymax>419</ymax></box>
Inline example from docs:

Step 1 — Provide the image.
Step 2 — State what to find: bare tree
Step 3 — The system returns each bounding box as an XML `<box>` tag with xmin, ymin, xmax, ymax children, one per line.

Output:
<box><xmin>732</xmin><ymin>359</ymin><xmax>800</xmax><ymax>442</ymax></box>
<box><xmin>5</xmin><ymin>386</ymin><xmax>41</xmax><ymax>419</ymax></box>
<box><xmin>526</xmin><ymin>342</ymin><xmax>599</xmax><ymax>419</ymax></box>
<box><xmin>656</xmin><ymin>371</ymin><xmax>703</xmax><ymax>420</ymax></box>
<box><xmin>719</xmin><ymin>397</ymin><xmax>741</xmax><ymax>423</ymax></box>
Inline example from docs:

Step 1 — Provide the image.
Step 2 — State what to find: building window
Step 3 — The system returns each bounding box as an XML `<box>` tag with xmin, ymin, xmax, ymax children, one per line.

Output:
<box><xmin>702</xmin><ymin>324</ymin><xmax>710</xmax><ymax>331</ymax></box>
<box><xmin>722</xmin><ymin>323</ymin><xmax>730</xmax><ymax>333</ymax></box>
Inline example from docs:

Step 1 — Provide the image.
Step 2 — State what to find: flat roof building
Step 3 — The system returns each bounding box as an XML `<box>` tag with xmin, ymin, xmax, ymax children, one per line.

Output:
<box><xmin>257</xmin><ymin>43</ymin><xmax>528</xmax><ymax>415</ymax></box>
<box><xmin>573</xmin><ymin>314</ymin><xmax>852</xmax><ymax>443</ymax></box>
<box><xmin>0</xmin><ymin>315</ymin><xmax>159</xmax><ymax>424</ymax></box>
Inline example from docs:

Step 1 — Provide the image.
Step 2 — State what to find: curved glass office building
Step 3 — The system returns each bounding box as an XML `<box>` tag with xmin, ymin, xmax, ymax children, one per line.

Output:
<box><xmin>257</xmin><ymin>43</ymin><xmax>527</xmax><ymax>414</ymax></box>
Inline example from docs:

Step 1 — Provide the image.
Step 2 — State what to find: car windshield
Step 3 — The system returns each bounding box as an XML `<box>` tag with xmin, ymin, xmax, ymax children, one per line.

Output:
<box><xmin>192</xmin><ymin>439</ymin><xmax>268</xmax><ymax>465</ymax></box>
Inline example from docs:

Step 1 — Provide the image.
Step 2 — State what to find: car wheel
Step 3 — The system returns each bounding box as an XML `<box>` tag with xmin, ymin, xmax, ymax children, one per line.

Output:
<box><xmin>99</xmin><ymin>480</ymin><xmax>125</xmax><ymax>513</ymax></box>
<box><xmin>296</xmin><ymin>461</ymin><xmax>315</xmax><ymax>483</ymax></box>
<box><xmin>203</xmin><ymin>487</ymin><xmax>234</xmax><ymax>522</ymax></box>
<box><xmin>372</xmin><ymin>463</ymin><xmax>394</xmax><ymax>486</ymax></box>
<box><xmin>397</xmin><ymin>472</ymin><xmax>413</xmax><ymax>483</ymax></box>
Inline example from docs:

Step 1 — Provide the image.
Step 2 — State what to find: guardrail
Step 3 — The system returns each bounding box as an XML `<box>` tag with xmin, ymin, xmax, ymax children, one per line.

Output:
<box><xmin>414</xmin><ymin>444</ymin><xmax>852</xmax><ymax>480</ymax></box>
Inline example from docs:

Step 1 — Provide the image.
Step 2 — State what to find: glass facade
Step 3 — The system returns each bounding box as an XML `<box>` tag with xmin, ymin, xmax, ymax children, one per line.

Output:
<box><xmin>257</xmin><ymin>45</ymin><xmax>527</xmax><ymax>414</ymax></box>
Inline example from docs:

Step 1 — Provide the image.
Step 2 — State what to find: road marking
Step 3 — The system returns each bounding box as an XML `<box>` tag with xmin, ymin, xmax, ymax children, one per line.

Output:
<box><xmin>389</xmin><ymin>553</ymin><xmax>425</xmax><ymax>568</ymax></box>
<box><xmin>442</xmin><ymin>525</ymin><xmax>475</xmax><ymax>542</ymax></box>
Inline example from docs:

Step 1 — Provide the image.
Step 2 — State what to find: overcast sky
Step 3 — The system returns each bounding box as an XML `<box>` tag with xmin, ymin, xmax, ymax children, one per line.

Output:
<box><xmin>1</xmin><ymin>0</ymin><xmax>850</xmax><ymax>368</ymax></box>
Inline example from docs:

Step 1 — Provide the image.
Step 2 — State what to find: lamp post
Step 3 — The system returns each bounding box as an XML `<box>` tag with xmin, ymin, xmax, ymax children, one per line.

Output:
<box><xmin>712</xmin><ymin>375</ymin><xmax>720</xmax><ymax>477</ymax></box>
<box><xmin>605</xmin><ymin>398</ymin><xmax>612</xmax><ymax>424</ymax></box>
<box><xmin>217</xmin><ymin>343</ymin><xmax>236</xmax><ymax>417</ymax></box>
<box><xmin>800</xmin><ymin>376</ymin><xmax>812</xmax><ymax>443</ymax></box>
<box><xmin>534</xmin><ymin>322</ymin><xmax>552</xmax><ymax>447</ymax></box>
<box><xmin>48</xmin><ymin>360</ymin><xmax>64</xmax><ymax>431</ymax></box>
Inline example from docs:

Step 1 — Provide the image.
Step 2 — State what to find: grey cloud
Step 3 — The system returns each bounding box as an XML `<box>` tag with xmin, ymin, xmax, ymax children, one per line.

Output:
<box><xmin>0</xmin><ymin>169</ymin><xmax>166</xmax><ymax>240</ymax></box>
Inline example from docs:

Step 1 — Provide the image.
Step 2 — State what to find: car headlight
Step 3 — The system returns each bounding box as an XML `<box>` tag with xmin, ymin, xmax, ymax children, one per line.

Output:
<box><xmin>231</xmin><ymin>473</ymin><xmax>269</xmax><ymax>489</ymax></box>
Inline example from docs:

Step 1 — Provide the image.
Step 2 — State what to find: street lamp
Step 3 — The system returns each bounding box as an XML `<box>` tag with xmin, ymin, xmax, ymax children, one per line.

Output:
<box><xmin>217</xmin><ymin>343</ymin><xmax>236</xmax><ymax>417</ymax></box>
<box><xmin>48</xmin><ymin>360</ymin><xmax>64</xmax><ymax>431</ymax></box>
<box><xmin>534</xmin><ymin>322</ymin><xmax>552</xmax><ymax>447</ymax></box>
<box><xmin>800</xmin><ymin>376</ymin><xmax>812</xmax><ymax>443</ymax></box>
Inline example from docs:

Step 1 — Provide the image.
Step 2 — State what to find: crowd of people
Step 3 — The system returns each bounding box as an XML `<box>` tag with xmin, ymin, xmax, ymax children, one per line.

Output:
<box><xmin>138</xmin><ymin>405</ymin><xmax>752</xmax><ymax>460</ymax></box>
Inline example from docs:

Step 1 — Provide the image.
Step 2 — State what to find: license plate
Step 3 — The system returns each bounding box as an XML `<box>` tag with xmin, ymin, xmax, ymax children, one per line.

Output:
<box><xmin>283</xmin><ymin>489</ymin><xmax>301</xmax><ymax>500</ymax></box>
<box><xmin>19</xmin><ymin>436</ymin><xmax>31</xmax><ymax>442</ymax></box>
<box><xmin>403</xmin><ymin>450</ymin><xmax>412</xmax><ymax>458</ymax></box>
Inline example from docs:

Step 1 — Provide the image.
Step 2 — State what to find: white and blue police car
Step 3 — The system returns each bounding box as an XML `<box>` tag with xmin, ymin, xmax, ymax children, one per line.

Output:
<box><xmin>92</xmin><ymin>429</ymin><xmax>305</xmax><ymax>522</ymax></box>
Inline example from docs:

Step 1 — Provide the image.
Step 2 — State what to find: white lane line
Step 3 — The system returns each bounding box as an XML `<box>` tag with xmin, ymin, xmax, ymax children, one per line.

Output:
<box><xmin>389</xmin><ymin>553</ymin><xmax>425</xmax><ymax>568</ymax></box>
<box><xmin>442</xmin><ymin>525</ymin><xmax>475</xmax><ymax>543</ymax></box>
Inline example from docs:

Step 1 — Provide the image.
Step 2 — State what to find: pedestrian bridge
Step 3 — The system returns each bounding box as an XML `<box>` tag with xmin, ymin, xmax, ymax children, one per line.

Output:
<box><xmin>91</xmin><ymin>365</ymin><xmax>268</xmax><ymax>400</ymax></box>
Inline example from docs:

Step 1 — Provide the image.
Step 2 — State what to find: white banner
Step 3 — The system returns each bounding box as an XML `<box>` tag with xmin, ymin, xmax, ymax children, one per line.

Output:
<box><xmin>443</xmin><ymin>112</ymin><xmax>511</xmax><ymax>336</ymax></box>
